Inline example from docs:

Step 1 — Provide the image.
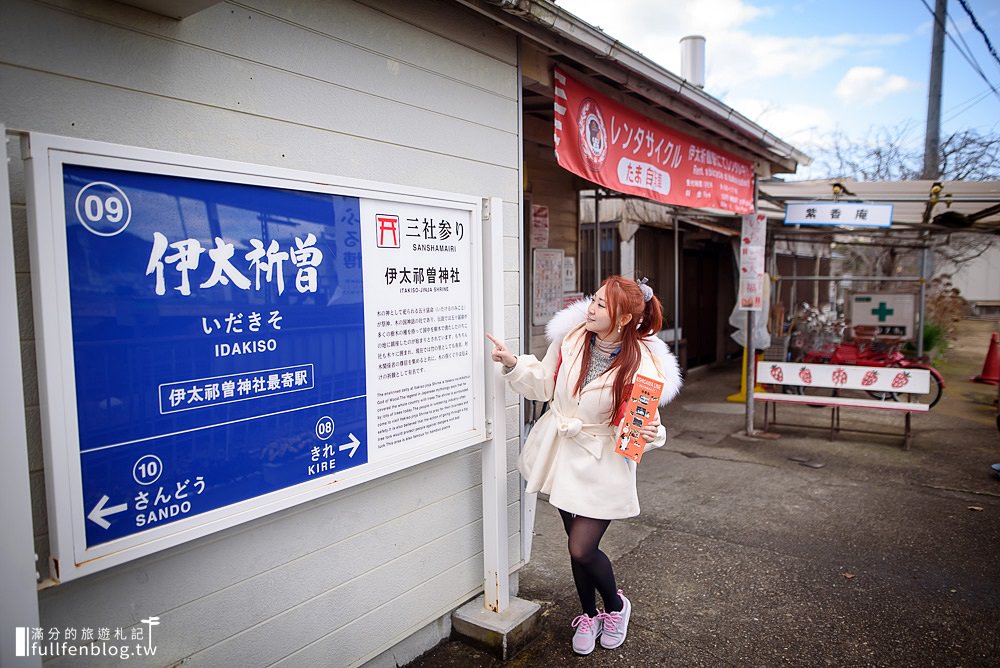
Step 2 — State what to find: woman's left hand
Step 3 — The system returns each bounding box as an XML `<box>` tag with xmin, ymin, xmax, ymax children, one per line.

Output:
<box><xmin>639</xmin><ymin>414</ymin><xmax>661</xmax><ymax>442</ymax></box>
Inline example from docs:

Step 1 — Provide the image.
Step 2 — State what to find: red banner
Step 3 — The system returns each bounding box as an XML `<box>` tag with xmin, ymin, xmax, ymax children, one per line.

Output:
<box><xmin>553</xmin><ymin>67</ymin><xmax>754</xmax><ymax>213</ymax></box>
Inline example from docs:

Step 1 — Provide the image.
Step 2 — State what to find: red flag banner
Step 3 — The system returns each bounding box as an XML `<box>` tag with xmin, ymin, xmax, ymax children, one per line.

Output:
<box><xmin>553</xmin><ymin>67</ymin><xmax>754</xmax><ymax>213</ymax></box>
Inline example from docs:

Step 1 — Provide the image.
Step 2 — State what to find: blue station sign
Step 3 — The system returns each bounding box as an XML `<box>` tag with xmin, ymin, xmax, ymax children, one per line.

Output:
<box><xmin>63</xmin><ymin>164</ymin><xmax>368</xmax><ymax>548</ymax></box>
<box><xmin>28</xmin><ymin>135</ymin><xmax>487</xmax><ymax>578</ymax></box>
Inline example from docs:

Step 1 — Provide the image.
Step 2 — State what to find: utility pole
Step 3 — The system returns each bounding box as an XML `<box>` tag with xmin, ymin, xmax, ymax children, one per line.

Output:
<box><xmin>922</xmin><ymin>0</ymin><xmax>947</xmax><ymax>180</ymax></box>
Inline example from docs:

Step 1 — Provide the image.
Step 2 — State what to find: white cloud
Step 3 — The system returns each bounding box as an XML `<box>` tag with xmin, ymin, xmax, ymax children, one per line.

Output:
<box><xmin>834</xmin><ymin>66</ymin><xmax>918</xmax><ymax>105</ymax></box>
<box><xmin>557</xmin><ymin>0</ymin><xmax>909</xmax><ymax>90</ymax></box>
<box><xmin>555</xmin><ymin>1</ymin><xmax>925</xmax><ymax>143</ymax></box>
<box><xmin>727</xmin><ymin>97</ymin><xmax>836</xmax><ymax>145</ymax></box>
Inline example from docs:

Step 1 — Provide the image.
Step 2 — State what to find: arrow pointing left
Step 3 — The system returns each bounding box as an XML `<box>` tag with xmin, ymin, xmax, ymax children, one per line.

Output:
<box><xmin>88</xmin><ymin>495</ymin><xmax>128</xmax><ymax>529</ymax></box>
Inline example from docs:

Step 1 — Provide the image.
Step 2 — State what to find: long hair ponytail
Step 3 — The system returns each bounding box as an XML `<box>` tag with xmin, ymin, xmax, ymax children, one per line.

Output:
<box><xmin>572</xmin><ymin>276</ymin><xmax>663</xmax><ymax>425</ymax></box>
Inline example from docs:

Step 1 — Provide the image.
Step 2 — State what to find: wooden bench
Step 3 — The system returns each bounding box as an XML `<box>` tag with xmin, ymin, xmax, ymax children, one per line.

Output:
<box><xmin>754</xmin><ymin>362</ymin><xmax>932</xmax><ymax>449</ymax></box>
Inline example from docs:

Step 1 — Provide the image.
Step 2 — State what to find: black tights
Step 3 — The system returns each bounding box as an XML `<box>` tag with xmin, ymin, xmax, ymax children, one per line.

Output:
<box><xmin>559</xmin><ymin>509</ymin><xmax>622</xmax><ymax>616</ymax></box>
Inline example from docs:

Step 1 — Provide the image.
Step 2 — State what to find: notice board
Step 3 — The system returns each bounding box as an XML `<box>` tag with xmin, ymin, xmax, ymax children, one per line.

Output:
<box><xmin>532</xmin><ymin>248</ymin><xmax>565</xmax><ymax>325</ymax></box>
<box><xmin>26</xmin><ymin>133</ymin><xmax>487</xmax><ymax>580</ymax></box>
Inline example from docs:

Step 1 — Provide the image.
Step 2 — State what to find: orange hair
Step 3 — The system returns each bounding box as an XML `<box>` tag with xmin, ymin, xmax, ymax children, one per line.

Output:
<box><xmin>572</xmin><ymin>276</ymin><xmax>663</xmax><ymax>425</ymax></box>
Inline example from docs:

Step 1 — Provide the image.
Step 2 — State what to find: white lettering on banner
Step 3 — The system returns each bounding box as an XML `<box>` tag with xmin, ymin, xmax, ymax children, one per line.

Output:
<box><xmin>610</xmin><ymin>116</ymin><xmax>684</xmax><ymax>168</ymax></box>
<box><xmin>688</xmin><ymin>146</ymin><xmax>753</xmax><ymax>178</ymax></box>
<box><xmin>616</xmin><ymin>158</ymin><xmax>671</xmax><ymax>195</ymax></box>
<box><xmin>146</xmin><ymin>232</ymin><xmax>324</xmax><ymax>296</ymax></box>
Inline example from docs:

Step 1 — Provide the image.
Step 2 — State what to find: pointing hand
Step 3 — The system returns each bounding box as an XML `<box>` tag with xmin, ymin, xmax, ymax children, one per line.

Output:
<box><xmin>485</xmin><ymin>333</ymin><xmax>517</xmax><ymax>368</ymax></box>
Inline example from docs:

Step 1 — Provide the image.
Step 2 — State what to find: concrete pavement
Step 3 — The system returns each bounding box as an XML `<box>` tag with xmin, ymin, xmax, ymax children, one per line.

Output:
<box><xmin>409</xmin><ymin>320</ymin><xmax>1000</xmax><ymax>667</ymax></box>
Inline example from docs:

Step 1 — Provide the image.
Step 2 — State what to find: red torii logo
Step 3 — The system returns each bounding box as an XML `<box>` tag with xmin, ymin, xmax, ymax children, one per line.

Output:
<box><xmin>376</xmin><ymin>214</ymin><xmax>400</xmax><ymax>248</ymax></box>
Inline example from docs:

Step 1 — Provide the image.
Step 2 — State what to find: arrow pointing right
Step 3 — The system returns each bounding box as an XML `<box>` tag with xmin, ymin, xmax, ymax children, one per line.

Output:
<box><xmin>338</xmin><ymin>433</ymin><xmax>361</xmax><ymax>458</ymax></box>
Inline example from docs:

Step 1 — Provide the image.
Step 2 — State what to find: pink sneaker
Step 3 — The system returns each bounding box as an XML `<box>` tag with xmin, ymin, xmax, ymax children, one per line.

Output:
<box><xmin>570</xmin><ymin>613</ymin><xmax>603</xmax><ymax>655</ymax></box>
<box><xmin>597</xmin><ymin>590</ymin><xmax>631</xmax><ymax>649</ymax></box>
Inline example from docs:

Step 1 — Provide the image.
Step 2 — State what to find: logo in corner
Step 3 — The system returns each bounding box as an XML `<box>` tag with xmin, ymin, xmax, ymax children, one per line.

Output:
<box><xmin>577</xmin><ymin>98</ymin><xmax>608</xmax><ymax>170</ymax></box>
<box><xmin>375</xmin><ymin>214</ymin><xmax>400</xmax><ymax>248</ymax></box>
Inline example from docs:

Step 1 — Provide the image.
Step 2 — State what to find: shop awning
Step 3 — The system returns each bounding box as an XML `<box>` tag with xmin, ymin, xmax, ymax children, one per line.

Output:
<box><xmin>555</xmin><ymin>68</ymin><xmax>755</xmax><ymax>214</ymax></box>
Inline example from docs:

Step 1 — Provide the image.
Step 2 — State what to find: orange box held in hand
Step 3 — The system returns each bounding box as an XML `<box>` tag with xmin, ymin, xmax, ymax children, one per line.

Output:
<box><xmin>615</xmin><ymin>374</ymin><xmax>664</xmax><ymax>463</ymax></box>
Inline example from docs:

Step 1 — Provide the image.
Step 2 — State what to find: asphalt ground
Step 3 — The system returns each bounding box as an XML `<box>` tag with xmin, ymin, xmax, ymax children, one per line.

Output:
<box><xmin>409</xmin><ymin>319</ymin><xmax>1000</xmax><ymax>667</ymax></box>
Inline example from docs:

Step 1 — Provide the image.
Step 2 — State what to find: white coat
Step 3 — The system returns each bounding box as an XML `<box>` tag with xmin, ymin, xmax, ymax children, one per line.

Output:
<box><xmin>504</xmin><ymin>305</ymin><xmax>682</xmax><ymax>520</ymax></box>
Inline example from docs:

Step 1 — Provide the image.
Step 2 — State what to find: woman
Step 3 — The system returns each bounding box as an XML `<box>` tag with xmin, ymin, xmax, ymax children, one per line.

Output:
<box><xmin>486</xmin><ymin>276</ymin><xmax>682</xmax><ymax>655</ymax></box>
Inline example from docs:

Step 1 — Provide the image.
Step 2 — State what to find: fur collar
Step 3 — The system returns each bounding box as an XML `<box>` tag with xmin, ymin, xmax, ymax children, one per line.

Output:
<box><xmin>544</xmin><ymin>297</ymin><xmax>683</xmax><ymax>404</ymax></box>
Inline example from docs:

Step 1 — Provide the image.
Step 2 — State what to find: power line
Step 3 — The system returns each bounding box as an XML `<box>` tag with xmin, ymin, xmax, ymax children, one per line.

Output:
<box><xmin>956</xmin><ymin>0</ymin><xmax>1000</xmax><ymax>69</ymax></box>
<box><xmin>922</xmin><ymin>0</ymin><xmax>987</xmax><ymax>83</ymax></box>
<box><xmin>944</xmin><ymin>87</ymin><xmax>993</xmax><ymax>123</ymax></box>
<box><xmin>918</xmin><ymin>0</ymin><xmax>1000</xmax><ymax>104</ymax></box>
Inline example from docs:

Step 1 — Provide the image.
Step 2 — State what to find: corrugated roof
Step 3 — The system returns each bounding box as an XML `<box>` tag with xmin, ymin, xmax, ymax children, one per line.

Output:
<box><xmin>759</xmin><ymin>179</ymin><xmax>1000</xmax><ymax>232</ymax></box>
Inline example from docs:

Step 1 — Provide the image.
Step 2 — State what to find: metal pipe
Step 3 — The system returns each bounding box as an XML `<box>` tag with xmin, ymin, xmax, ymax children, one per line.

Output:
<box><xmin>774</xmin><ymin>275</ymin><xmax>924</xmax><ymax>282</ymax></box>
<box><xmin>763</xmin><ymin>193</ymin><xmax>1000</xmax><ymax>203</ymax></box>
<box><xmin>594</xmin><ymin>189</ymin><xmax>601</xmax><ymax>290</ymax></box>
<box><xmin>745</xmin><ymin>309</ymin><xmax>755</xmax><ymax>436</ymax></box>
<box><xmin>791</xmin><ymin>255</ymin><xmax>797</xmax><ymax>307</ymax></box>
<box><xmin>917</xmin><ymin>246</ymin><xmax>929</xmax><ymax>357</ymax></box>
<box><xmin>745</xmin><ymin>180</ymin><xmax>760</xmax><ymax>436</ymax></box>
<box><xmin>673</xmin><ymin>213</ymin><xmax>680</xmax><ymax>348</ymax></box>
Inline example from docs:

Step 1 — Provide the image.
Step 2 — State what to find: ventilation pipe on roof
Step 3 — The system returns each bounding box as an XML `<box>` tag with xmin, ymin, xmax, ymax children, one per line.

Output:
<box><xmin>680</xmin><ymin>35</ymin><xmax>706</xmax><ymax>89</ymax></box>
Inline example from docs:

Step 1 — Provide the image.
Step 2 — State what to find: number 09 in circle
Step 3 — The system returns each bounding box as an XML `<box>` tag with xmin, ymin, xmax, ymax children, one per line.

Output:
<box><xmin>74</xmin><ymin>181</ymin><xmax>133</xmax><ymax>236</ymax></box>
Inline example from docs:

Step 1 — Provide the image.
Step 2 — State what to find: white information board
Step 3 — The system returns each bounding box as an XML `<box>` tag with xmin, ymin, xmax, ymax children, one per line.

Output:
<box><xmin>25</xmin><ymin>133</ymin><xmax>489</xmax><ymax>580</ymax></box>
<box><xmin>850</xmin><ymin>293</ymin><xmax>916</xmax><ymax>338</ymax></box>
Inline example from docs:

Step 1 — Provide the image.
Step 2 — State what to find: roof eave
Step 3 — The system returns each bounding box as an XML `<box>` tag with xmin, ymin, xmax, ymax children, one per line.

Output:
<box><xmin>464</xmin><ymin>0</ymin><xmax>811</xmax><ymax>173</ymax></box>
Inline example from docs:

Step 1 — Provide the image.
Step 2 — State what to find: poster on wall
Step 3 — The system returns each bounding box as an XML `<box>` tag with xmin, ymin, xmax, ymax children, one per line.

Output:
<box><xmin>532</xmin><ymin>248</ymin><xmax>564</xmax><ymax>325</ymax></box>
<box><xmin>738</xmin><ymin>212</ymin><xmax>767</xmax><ymax>311</ymax></box>
<box><xmin>563</xmin><ymin>256</ymin><xmax>577</xmax><ymax>293</ymax></box>
<box><xmin>531</xmin><ymin>204</ymin><xmax>550</xmax><ymax>248</ymax></box>
<box><xmin>27</xmin><ymin>134</ymin><xmax>487</xmax><ymax>579</ymax></box>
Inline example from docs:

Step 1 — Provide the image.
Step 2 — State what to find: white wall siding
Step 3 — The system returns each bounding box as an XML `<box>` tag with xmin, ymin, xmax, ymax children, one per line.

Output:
<box><xmin>2</xmin><ymin>0</ymin><xmax>523</xmax><ymax>665</ymax></box>
<box><xmin>948</xmin><ymin>242</ymin><xmax>1000</xmax><ymax>303</ymax></box>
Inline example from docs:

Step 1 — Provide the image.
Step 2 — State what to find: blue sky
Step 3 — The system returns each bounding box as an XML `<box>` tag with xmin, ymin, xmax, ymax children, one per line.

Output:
<box><xmin>556</xmin><ymin>0</ymin><xmax>1000</xmax><ymax>175</ymax></box>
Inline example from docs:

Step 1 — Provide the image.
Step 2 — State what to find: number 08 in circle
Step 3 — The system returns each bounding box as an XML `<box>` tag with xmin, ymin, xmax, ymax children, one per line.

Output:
<box><xmin>315</xmin><ymin>416</ymin><xmax>335</xmax><ymax>441</ymax></box>
<box><xmin>74</xmin><ymin>181</ymin><xmax>132</xmax><ymax>236</ymax></box>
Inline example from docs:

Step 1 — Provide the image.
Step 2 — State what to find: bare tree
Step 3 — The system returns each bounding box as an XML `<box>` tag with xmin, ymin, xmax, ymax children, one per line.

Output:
<box><xmin>817</xmin><ymin>125</ymin><xmax>998</xmax><ymax>286</ymax></box>
<box><xmin>938</xmin><ymin>130</ymin><xmax>1000</xmax><ymax>181</ymax></box>
<box><xmin>815</xmin><ymin>124</ymin><xmax>1000</xmax><ymax>182</ymax></box>
<box><xmin>816</xmin><ymin>124</ymin><xmax>921</xmax><ymax>181</ymax></box>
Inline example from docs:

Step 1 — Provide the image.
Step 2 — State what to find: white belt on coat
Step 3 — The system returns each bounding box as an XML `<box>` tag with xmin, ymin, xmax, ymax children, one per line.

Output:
<box><xmin>552</xmin><ymin>407</ymin><xmax>615</xmax><ymax>460</ymax></box>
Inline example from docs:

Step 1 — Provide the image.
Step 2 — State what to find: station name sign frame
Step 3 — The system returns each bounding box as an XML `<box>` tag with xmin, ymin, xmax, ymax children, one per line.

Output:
<box><xmin>26</xmin><ymin>133</ymin><xmax>489</xmax><ymax>581</ymax></box>
<box><xmin>784</xmin><ymin>201</ymin><xmax>893</xmax><ymax>228</ymax></box>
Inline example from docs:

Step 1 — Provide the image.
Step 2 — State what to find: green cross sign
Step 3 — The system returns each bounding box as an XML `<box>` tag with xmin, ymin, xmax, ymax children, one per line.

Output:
<box><xmin>871</xmin><ymin>302</ymin><xmax>895</xmax><ymax>322</ymax></box>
